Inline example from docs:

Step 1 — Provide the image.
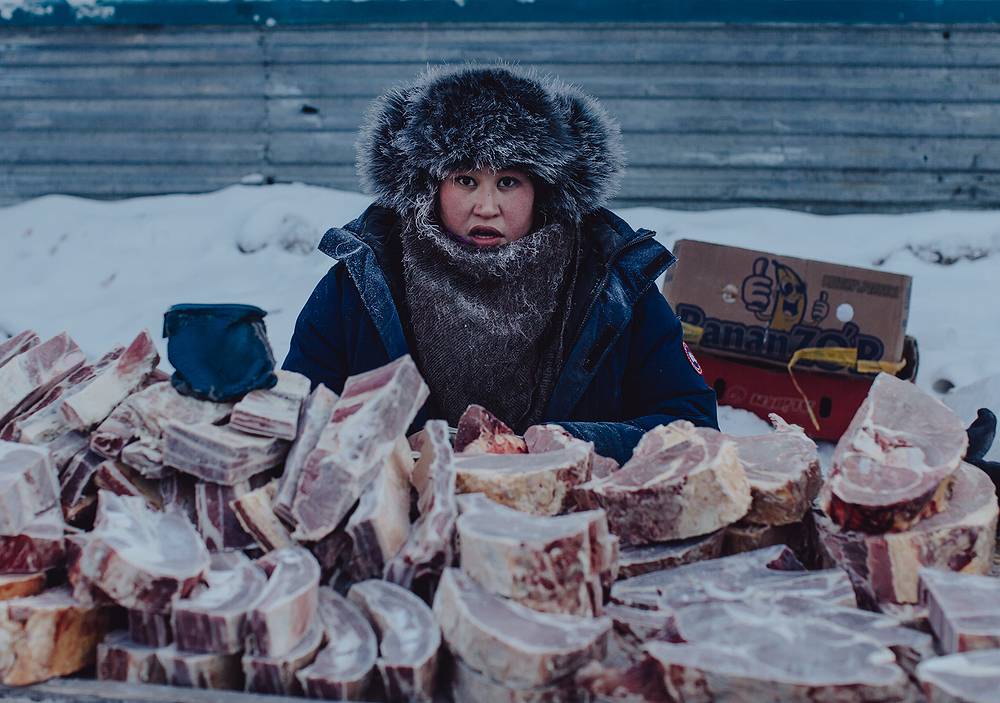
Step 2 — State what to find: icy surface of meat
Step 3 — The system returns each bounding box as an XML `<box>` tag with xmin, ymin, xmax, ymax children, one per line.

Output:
<box><xmin>0</xmin><ymin>441</ymin><xmax>59</xmax><ymax>535</ymax></box>
<box><xmin>230</xmin><ymin>369</ymin><xmax>311</xmax><ymax>441</ymax></box>
<box><xmin>163</xmin><ymin>421</ymin><xmax>288</xmax><ymax>485</ymax></box>
<box><xmin>917</xmin><ymin>649</ymin><xmax>1000</xmax><ymax>703</ymax></box>
<box><xmin>617</xmin><ymin>531</ymin><xmax>725</xmax><ymax>579</ymax></box>
<box><xmin>455</xmin><ymin>404</ymin><xmax>528</xmax><ymax>455</ymax></box>
<box><xmin>245</xmin><ymin>546</ymin><xmax>320</xmax><ymax>658</ymax></box>
<box><xmin>0</xmin><ymin>332</ymin><xmax>85</xmax><ymax>427</ymax></box>
<box><xmin>97</xmin><ymin>631</ymin><xmax>166</xmax><ymax>684</ymax></box>
<box><xmin>272</xmin><ymin>383</ymin><xmax>337</xmax><ymax>524</ymax></box>
<box><xmin>919</xmin><ymin>567</ymin><xmax>1000</xmax><ymax>653</ymax></box>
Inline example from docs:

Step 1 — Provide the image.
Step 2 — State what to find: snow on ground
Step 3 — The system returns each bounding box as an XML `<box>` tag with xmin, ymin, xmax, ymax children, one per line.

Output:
<box><xmin>2</xmin><ymin>183</ymin><xmax>999</xmax><ymax>452</ymax></box>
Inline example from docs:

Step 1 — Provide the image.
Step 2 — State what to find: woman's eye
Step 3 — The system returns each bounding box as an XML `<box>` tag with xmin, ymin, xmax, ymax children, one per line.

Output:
<box><xmin>499</xmin><ymin>177</ymin><xmax>518</xmax><ymax>188</ymax></box>
<box><xmin>455</xmin><ymin>175</ymin><xmax>476</xmax><ymax>187</ymax></box>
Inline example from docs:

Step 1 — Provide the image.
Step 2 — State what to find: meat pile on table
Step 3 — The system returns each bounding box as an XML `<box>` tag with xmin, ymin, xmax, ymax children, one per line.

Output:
<box><xmin>0</xmin><ymin>327</ymin><xmax>998</xmax><ymax>702</ymax></box>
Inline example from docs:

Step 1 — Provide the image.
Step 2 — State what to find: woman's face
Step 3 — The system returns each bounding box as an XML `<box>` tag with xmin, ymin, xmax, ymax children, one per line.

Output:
<box><xmin>438</xmin><ymin>167</ymin><xmax>535</xmax><ymax>247</ymax></box>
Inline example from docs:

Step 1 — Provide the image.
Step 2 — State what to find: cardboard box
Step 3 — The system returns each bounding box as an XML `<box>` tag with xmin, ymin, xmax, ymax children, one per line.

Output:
<box><xmin>662</xmin><ymin>240</ymin><xmax>912</xmax><ymax>375</ymax></box>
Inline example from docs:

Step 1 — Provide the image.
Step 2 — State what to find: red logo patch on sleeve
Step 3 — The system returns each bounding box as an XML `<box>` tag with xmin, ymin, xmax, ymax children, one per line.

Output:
<box><xmin>683</xmin><ymin>341</ymin><xmax>703</xmax><ymax>375</ymax></box>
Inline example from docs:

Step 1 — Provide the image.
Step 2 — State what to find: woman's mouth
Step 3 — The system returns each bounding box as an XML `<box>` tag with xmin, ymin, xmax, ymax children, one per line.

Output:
<box><xmin>466</xmin><ymin>226</ymin><xmax>505</xmax><ymax>247</ymax></box>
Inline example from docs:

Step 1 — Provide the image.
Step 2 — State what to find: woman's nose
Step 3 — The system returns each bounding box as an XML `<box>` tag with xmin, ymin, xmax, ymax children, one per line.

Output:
<box><xmin>473</xmin><ymin>188</ymin><xmax>500</xmax><ymax>216</ymax></box>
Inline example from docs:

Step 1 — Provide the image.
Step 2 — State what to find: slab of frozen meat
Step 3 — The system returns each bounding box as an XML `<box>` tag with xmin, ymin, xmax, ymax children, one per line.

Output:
<box><xmin>173</xmin><ymin>552</ymin><xmax>266</xmax><ymax>654</ymax></box>
<box><xmin>272</xmin><ymin>383</ymin><xmax>338</xmax><ymax>524</ymax></box>
<box><xmin>290</xmin><ymin>356</ymin><xmax>428</xmax><ymax>541</ymax></box>
<box><xmin>93</xmin><ymin>460</ymin><xmax>162</xmax><ymax>509</ymax></box>
<box><xmin>156</xmin><ymin>644</ymin><xmax>242</xmax><ymax>689</ymax></box>
<box><xmin>917</xmin><ymin>649</ymin><xmax>1000</xmax><ymax>703</ymax></box>
<box><xmin>194</xmin><ymin>480</ymin><xmax>258</xmax><ymax>552</ymax></box>
<box><xmin>230</xmin><ymin>480</ymin><xmax>294</xmax><ymax>552</ymax></box>
<box><xmin>0</xmin><ymin>586</ymin><xmax>110</xmax><ymax>685</ymax></box>
<box><xmin>348</xmin><ymin>578</ymin><xmax>440</xmax><ymax>702</ymax></box>
<box><xmin>722</xmin><ymin>520</ymin><xmax>812</xmax><ymax>562</ymax></box>
<box><xmin>456</xmin><ymin>493</ymin><xmax>614</xmax><ymax>616</ymax></box>
<box><xmin>822</xmin><ymin>373</ymin><xmax>968</xmax><ymax>533</ymax></box>
<box><xmin>574</xmin><ymin>420</ymin><xmax>751</xmax><ymax>546</ymax></box>
<box><xmin>0</xmin><ymin>330</ymin><xmax>39</xmax><ymax>369</ymax></box>
<box><xmin>163</xmin><ymin>421</ymin><xmax>288</xmax><ymax>485</ymax></box>
<box><xmin>296</xmin><ymin>588</ymin><xmax>378</xmax><ymax>701</ymax></box>
<box><xmin>454</xmin><ymin>444</ymin><xmax>591</xmax><ymax>516</ymax></box>
<box><xmin>919</xmin><ymin>567</ymin><xmax>1000</xmax><ymax>653</ymax></box>
<box><xmin>433</xmin><ymin>568</ymin><xmax>609</xmax><ymax>688</ymax></box>
<box><xmin>69</xmin><ymin>491</ymin><xmax>210</xmax><ymax>613</ymax></box>
<box><xmin>0</xmin><ymin>573</ymin><xmax>45</xmax><ymax>601</ymax></box>
<box><xmin>451</xmin><ymin>657</ymin><xmax>577</xmax><ymax>703</ymax></box>
<box><xmin>617</xmin><ymin>530</ymin><xmax>725</xmax><ymax>579</ymax></box>
<box><xmin>0</xmin><ymin>332</ymin><xmax>85</xmax><ymax>427</ymax></box>
<box><xmin>0</xmin><ymin>507</ymin><xmax>66</xmax><ymax>574</ymax></box>
<box><xmin>59</xmin><ymin>449</ymin><xmax>104</xmax><ymax>512</ymax></box>
<box><xmin>815</xmin><ymin>463</ymin><xmax>999</xmax><ymax>606</ymax></box>
<box><xmin>127</xmin><ymin>609</ymin><xmax>172</xmax><ymax>647</ymax></box>
<box><xmin>0</xmin><ymin>441</ymin><xmax>59</xmax><ymax>535</ymax></box>
<box><xmin>243</xmin><ymin>618</ymin><xmax>323</xmax><ymax>695</ymax></box>
<box><xmin>455</xmin><ymin>404</ymin><xmax>528</xmax><ymax>454</ymax></box>
<box><xmin>44</xmin><ymin>430</ymin><xmax>89</xmax><ymax>473</ymax></box>
<box><xmin>245</xmin><ymin>546</ymin><xmax>320</xmax><ymax>658</ymax></box>
<box><xmin>97</xmin><ymin>631</ymin><xmax>165</xmax><ymax>684</ymax></box>
<box><xmin>230</xmin><ymin>370</ymin><xmax>311</xmax><ymax>441</ymax></box>
<box><xmin>60</xmin><ymin>330</ymin><xmax>159</xmax><ymax>431</ymax></box>
<box><xmin>384</xmin><ymin>420</ymin><xmax>458</xmax><ymax>596</ymax></box>
<box><xmin>732</xmin><ymin>414</ymin><xmax>821</xmax><ymax>525</ymax></box>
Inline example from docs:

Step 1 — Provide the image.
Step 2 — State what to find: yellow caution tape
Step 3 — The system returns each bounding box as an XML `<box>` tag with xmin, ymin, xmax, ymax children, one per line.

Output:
<box><xmin>681</xmin><ymin>321</ymin><xmax>704</xmax><ymax>345</ymax></box>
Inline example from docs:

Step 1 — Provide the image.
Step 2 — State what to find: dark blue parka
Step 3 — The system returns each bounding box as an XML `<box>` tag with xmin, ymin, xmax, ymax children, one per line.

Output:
<box><xmin>283</xmin><ymin>203</ymin><xmax>718</xmax><ymax>465</ymax></box>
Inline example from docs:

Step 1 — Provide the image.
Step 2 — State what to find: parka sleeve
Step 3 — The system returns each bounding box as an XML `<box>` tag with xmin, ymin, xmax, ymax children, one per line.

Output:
<box><xmin>553</xmin><ymin>287</ymin><xmax>719</xmax><ymax>464</ymax></box>
<box><xmin>281</xmin><ymin>266</ymin><xmax>350</xmax><ymax>395</ymax></box>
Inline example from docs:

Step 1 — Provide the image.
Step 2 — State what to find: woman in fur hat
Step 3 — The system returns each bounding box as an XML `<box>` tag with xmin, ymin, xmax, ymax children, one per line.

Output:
<box><xmin>283</xmin><ymin>63</ymin><xmax>718</xmax><ymax>463</ymax></box>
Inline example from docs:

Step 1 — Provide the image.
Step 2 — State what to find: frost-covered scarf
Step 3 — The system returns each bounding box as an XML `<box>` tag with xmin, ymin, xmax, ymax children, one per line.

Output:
<box><xmin>401</xmin><ymin>217</ymin><xmax>579</xmax><ymax>431</ymax></box>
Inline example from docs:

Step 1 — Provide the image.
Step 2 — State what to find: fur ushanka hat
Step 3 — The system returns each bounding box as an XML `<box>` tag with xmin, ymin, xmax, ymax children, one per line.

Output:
<box><xmin>356</xmin><ymin>62</ymin><xmax>626</xmax><ymax>228</ymax></box>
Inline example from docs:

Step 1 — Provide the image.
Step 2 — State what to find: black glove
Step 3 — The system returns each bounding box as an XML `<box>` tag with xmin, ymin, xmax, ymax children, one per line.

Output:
<box><xmin>966</xmin><ymin>408</ymin><xmax>1000</xmax><ymax>493</ymax></box>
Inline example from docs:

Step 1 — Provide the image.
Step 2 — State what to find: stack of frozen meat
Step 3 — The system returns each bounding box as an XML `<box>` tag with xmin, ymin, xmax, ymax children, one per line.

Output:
<box><xmin>1</xmin><ymin>325</ymin><xmax>999</xmax><ymax>703</ymax></box>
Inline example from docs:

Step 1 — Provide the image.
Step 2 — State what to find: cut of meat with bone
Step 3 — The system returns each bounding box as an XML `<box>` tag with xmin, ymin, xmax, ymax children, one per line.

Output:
<box><xmin>195</xmin><ymin>480</ymin><xmax>256</xmax><ymax>552</ymax></box>
<box><xmin>454</xmin><ymin>446</ymin><xmax>591</xmax><ymax>516</ymax></box>
<box><xmin>574</xmin><ymin>421</ymin><xmax>750</xmax><ymax>546</ymax></box>
<box><xmin>348</xmin><ymin>578</ymin><xmax>440</xmax><ymax>703</ymax></box>
<box><xmin>617</xmin><ymin>531</ymin><xmax>725</xmax><ymax>580</ymax></box>
<box><xmin>433</xmin><ymin>568</ymin><xmax>609</xmax><ymax>688</ymax></box>
<box><xmin>97</xmin><ymin>631</ymin><xmax>166</xmax><ymax>684</ymax></box>
<box><xmin>452</xmin><ymin>658</ymin><xmax>577</xmax><ymax>703</ymax></box>
<box><xmin>273</xmin><ymin>383</ymin><xmax>338</xmax><ymax>524</ymax></box>
<box><xmin>0</xmin><ymin>587</ymin><xmax>111</xmax><ymax>686</ymax></box>
<box><xmin>243</xmin><ymin>619</ymin><xmax>323</xmax><ymax>695</ymax></box>
<box><xmin>173</xmin><ymin>552</ymin><xmax>266</xmax><ymax>654</ymax></box>
<box><xmin>0</xmin><ymin>508</ymin><xmax>65</xmax><ymax>574</ymax></box>
<box><xmin>0</xmin><ymin>330</ymin><xmax>39</xmax><ymax>370</ymax></box>
<box><xmin>69</xmin><ymin>491</ymin><xmax>210</xmax><ymax>613</ymax></box>
<box><xmin>290</xmin><ymin>356</ymin><xmax>429</xmax><ymax>542</ymax></box>
<box><xmin>0</xmin><ymin>573</ymin><xmax>46</xmax><ymax>601</ymax></box>
<box><xmin>917</xmin><ymin>649</ymin><xmax>1000</xmax><ymax>703</ymax></box>
<box><xmin>163</xmin><ymin>421</ymin><xmax>288</xmax><ymax>485</ymax></box>
<box><xmin>230</xmin><ymin>370</ymin><xmax>311</xmax><ymax>441</ymax></box>
<box><xmin>93</xmin><ymin>460</ymin><xmax>162</xmax><ymax>510</ymax></box>
<box><xmin>128</xmin><ymin>609</ymin><xmax>172</xmax><ymax>647</ymax></box>
<box><xmin>59</xmin><ymin>449</ymin><xmax>104</xmax><ymax>511</ymax></box>
<box><xmin>0</xmin><ymin>441</ymin><xmax>59</xmax><ymax>535</ymax></box>
<box><xmin>91</xmin><ymin>382</ymin><xmax>232</xmax><ymax>465</ymax></box>
<box><xmin>0</xmin><ymin>332</ymin><xmax>85</xmax><ymax>428</ymax></box>
<box><xmin>296</xmin><ymin>588</ymin><xmax>378</xmax><ymax>701</ymax></box>
<box><xmin>815</xmin><ymin>463</ymin><xmax>999</xmax><ymax>607</ymax></box>
<box><xmin>823</xmin><ymin>373</ymin><xmax>968</xmax><ymax>534</ymax></box>
<box><xmin>156</xmin><ymin>645</ymin><xmax>243</xmax><ymax>689</ymax></box>
<box><xmin>456</xmin><ymin>493</ymin><xmax>614</xmax><ymax>616</ymax></box>
<box><xmin>384</xmin><ymin>420</ymin><xmax>458</xmax><ymax>597</ymax></box>
<box><xmin>60</xmin><ymin>330</ymin><xmax>159</xmax><ymax>431</ymax></box>
<box><xmin>455</xmin><ymin>405</ymin><xmax>528</xmax><ymax>455</ymax></box>
<box><xmin>919</xmin><ymin>567</ymin><xmax>1000</xmax><ymax>653</ymax></box>
<box><xmin>733</xmin><ymin>414</ymin><xmax>821</xmax><ymax>525</ymax></box>
<box><xmin>245</xmin><ymin>547</ymin><xmax>320</xmax><ymax>658</ymax></box>
<box><xmin>230</xmin><ymin>480</ymin><xmax>294</xmax><ymax>552</ymax></box>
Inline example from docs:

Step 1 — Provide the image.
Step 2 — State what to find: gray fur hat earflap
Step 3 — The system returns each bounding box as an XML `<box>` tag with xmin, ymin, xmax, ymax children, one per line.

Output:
<box><xmin>356</xmin><ymin>62</ymin><xmax>626</xmax><ymax>227</ymax></box>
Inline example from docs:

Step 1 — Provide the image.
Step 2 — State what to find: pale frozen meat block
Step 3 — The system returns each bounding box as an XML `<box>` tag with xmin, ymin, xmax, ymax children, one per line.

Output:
<box><xmin>815</xmin><ymin>463</ymin><xmax>999</xmax><ymax>606</ymax></box>
<box><xmin>60</xmin><ymin>329</ymin><xmax>159</xmax><ymax>431</ymax></box>
<box><xmin>243</xmin><ymin>618</ymin><xmax>323</xmax><ymax>695</ymax></box>
<box><xmin>919</xmin><ymin>567</ymin><xmax>1000</xmax><ymax>653</ymax></box>
<box><xmin>433</xmin><ymin>568</ymin><xmax>609</xmax><ymax>688</ymax></box>
<box><xmin>43</xmin><ymin>430</ymin><xmax>89</xmax><ymax>473</ymax></box>
<box><xmin>384</xmin><ymin>420</ymin><xmax>458</xmax><ymax>597</ymax></box>
<box><xmin>524</xmin><ymin>423</ymin><xmax>594</xmax><ymax>471</ymax></box>
<box><xmin>452</xmin><ymin>657</ymin><xmax>577</xmax><ymax>703</ymax></box>
<box><xmin>272</xmin><ymin>383</ymin><xmax>338</xmax><ymax>524</ymax></box>
<box><xmin>290</xmin><ymin>356</ymin><xmax>428</xmax><ymax>541</ymax></box>
<box><xmin>68</xmin><ymin>491</ymin><xmax>210</xmax><ymax>613</ymax></box>
<box><xmin>156</xmin><ymin>644</ymin><xmax>242</xmax><ymax>689</ymax></box>
<box><xmin>0</xmin><ymin>573</ymin><xmax>45</xmax><ymax>601</ymax></box>
<box><xmin>230</xmin><ymin>479</ymin><xmax>294</xmax><ymax>552</ymax></box>
<box><xmin>158</xmin><ymin>470</ymin><xmax>197</xmax><ymax>523</ymax></box>
<box><xmin>574</xmin><ymin>420</ymin><xmax>751</xmax><ymax>545</ymax></box>
<box><xmin>0</xmin><ymin>332</ymin><xmax>85</xmax><ymax>427</ymax></box>
<box><xmin>230</xmin><ymin>369</ymin><xmax>311</xmax><ymax>441</ymax></box>
<box><xmin>296</xmin><ymin>588</ymin><xmax>377</xmax><ymax>701</ymax></box>
<box><xmin>93</xmin><ymin>459</ymin><xmax>162</xmax><ymax>509</ymax></box>
<box><xmin>732</xmin><ymin>413</ymin><xmax>821</xmax><ymax>525</ymax></box>
<box><xmin>91</xmin><ymin>382</ymin><xmax>232</xmax><ymax>464</ymax></box>
<box><xmin>0</xmin><ymin>330</ymin><xmax>39</xmax><ymax>370</ymax></box>
<box><xmin>349</xmin><ymin>578</ymin><xmax>440</xmax><ymax>702</ymax></box>
<box><xmin>455</xmin><ymin>404</ymin><xmax>528</xmax><ymax>455</ymax></box>
<box><xmin>0</xmin><ymin>586</ymin><xmax>111</xmax><ymax>686</ymax></box>
<box><xmin>59</xmin><ymin>449</ymin><xmax>104</xmax><ymax>511</ymax></box>
<box><xmin>97</xmin><ymin>631</ymin><xmax>165</xmax><ymax>684</ymax></box>
<box><xmin>0</xmin><ymin>441</ymin><xmax>59</xmax><ymax>535</ymax></box>
<box><xmin>345</xmin><ymin>438</ymin><xmax>413</xmax><ymax>580</ymax></box>
<box><xmin>163</xmin><ymin>420</ymin><xmax>288</xmax><ymax>485</ymax></box>
<box><xmin>245</xmin><ymin>546</ymin><xmax>320</xmax><ymax>658</ymax></box>
<box><xmin>609</xmin><ymin>544</ymin><xmax>852</xmax><ymax>610</ymax></box>
<box><xmin>722</xmin><ymin>520</ymin><xmax>811</xmax><ymax>562</ymax></box>
<box><xmin>822</xmin><ymin>373</ymin><xmax>968</xmax><ymax>533</ymax></box>
<box><xmin>195</xmin><ymin>480</ymin><xmax>257</xmax><ymax>552</ymax></box>
<box><xmin>119</xmin><ymin>441</ymin><xmax>167</xmax><ymax>478</ymax></box>
<box><xmin>917</xmin><ymin>649</ymin><xmax>1000</xmax><ymax>703</ymax></box>
<box><xmin>173</xmin><ymin>552</ymin><xmax>266</xmax><ymax>654</ymax></box>
<box><xmin>127</xmin><ymin>609</ymin><xmax>172</xmax><ymax>647</ymax></box>
<box><xmin>0</xmin><ymin>507</ymin><xmax>65</xmax><ymax>574</ymax></box>
<box><xmin>454</xmin><ymin>444</ymin><xmax>591</xmax><ymax>516</ymax></box>
<box><xmin>617</xmin><ymin>530</ymin><xmax>725</xmax><ymax>579</ymax></box>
